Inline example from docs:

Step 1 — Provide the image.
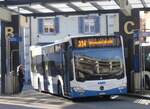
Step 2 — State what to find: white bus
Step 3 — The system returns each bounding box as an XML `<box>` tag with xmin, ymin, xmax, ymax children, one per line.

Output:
<box><xmin>30</xmin><ymin>35</ymin><xmax>127</xmax><ymax>98</ymax></box>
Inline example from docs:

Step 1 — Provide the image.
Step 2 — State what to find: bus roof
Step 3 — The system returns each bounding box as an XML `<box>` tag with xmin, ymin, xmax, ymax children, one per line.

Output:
<box><xmin>41</xmin><ymin>35</ymin><xmax>100</xmax><ymax>47</ymax></box>
<box><xmin>30</xmin><ymin>34</ymin><xmax>120</xmax><ymax>48</ymax></box>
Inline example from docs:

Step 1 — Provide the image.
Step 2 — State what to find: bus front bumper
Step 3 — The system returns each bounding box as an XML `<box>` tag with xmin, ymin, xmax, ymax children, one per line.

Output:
<box><xmin>69</xmin><ymin>87</ymin><xmax>127</xmax><ymax>98</ymax></box>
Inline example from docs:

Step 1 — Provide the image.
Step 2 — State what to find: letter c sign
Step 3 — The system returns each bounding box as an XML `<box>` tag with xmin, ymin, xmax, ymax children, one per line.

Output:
<box><xmin>124</xmin><ymin>21</ymin><xmax>135</xmax><ymax>35</ymax></box>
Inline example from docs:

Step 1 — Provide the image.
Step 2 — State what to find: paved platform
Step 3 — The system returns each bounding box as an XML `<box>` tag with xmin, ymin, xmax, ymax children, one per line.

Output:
<box><xmin>0</xmin><ymin>83</ymin><xmax>150</xmax><ymax>109</ymax></box>
<box><xmin>0</xmin><ymin>84</ymin><xmax>72</xmax><ymax>109</ymax></box>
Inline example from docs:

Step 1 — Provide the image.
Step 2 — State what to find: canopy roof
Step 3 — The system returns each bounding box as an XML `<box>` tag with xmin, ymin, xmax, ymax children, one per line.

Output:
<box><xmin>0</xmin><ymin>0</ymin><xmax>150</xmax><ymax>17</ymax></box>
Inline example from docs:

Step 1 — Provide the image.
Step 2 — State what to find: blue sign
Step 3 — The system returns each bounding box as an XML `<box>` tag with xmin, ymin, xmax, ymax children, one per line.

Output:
<box><xmin>9</xmin><ymin>35</ymin><xmax>22</xmax><ymax>42</ymax></box>
<box><xmin>140</xmin><ymin>32</ymin><xmax>150</xmax><ymax>36</ymax></box>
<box><xmin>133</xmin><ymin>30</ymin><xmax>139</xmax><ymax>42</ymax></box>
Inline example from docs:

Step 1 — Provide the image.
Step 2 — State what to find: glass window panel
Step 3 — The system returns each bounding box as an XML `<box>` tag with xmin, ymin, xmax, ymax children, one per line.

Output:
<box><xmin>128</xmin><ymin>0</ymin><xmax>143</xmax><ymax>8</ymax></box>
<box><xmin>96</xmin><ymin>1</ymin><xmax>120</xmax><ymax>9</ymax></box>
<box><xmin>131</xmin><ymin>4</ymin><xmax>143</xmax><ymax>8</ymax></box>
<box><xmin>84</xmin><ymin>24</ymin><xmax>89</xmax><ymax>33</ymax></box>
<box><xmin>39</xmin><ymin>8</ymin><xmax>54</xmax><ymax>13</ymax></box>
<box><xmin>144</xmin><ymin>0</ymin><xmax>150</xmax><ymax>7</ymax></box>
<box><xmin>7</xmin><ymin>6</ymin><xmax>18</xmax><ymax>11</ymax></box>
<box><xmin>42</xmin><ymin>18</ymin><xmax>56</xmax><ymax>34</ymax></box>
<box><xmin>72</xmin><ymin>2</ymin><xmax>97</xmax><ymax>11</ymax></box>
<box><xmin>128</xmin><ymin>0</ymin><xmax>142</xmax><ymax>4</ymax></box>
<box><xmin>30</xmin><ymin>4</ymin><xmax>53</xmax><ymax>13</ymax></box>
<box><xmin>108</xmin><ymin>15</ymin><xmax>115</xmax><ymax>35</ymax></box>
<box><xmin>90</xmin><ymin>25</ymin><xmax>95</xmax><ymax>33</ymax></box>
<box><xmin>50</xmin><ymin>3</ymin><xmax>75</xmax><ymax>12</ymax></box>
<box><xmin>83</xmin><ymin>18</ymin><xmax>95</xmax><ymax>33</ymax></box>
<box><xmin>19</xmin><ymin>8</ymin><xmax>32</xmax><ymax>14</ymax></box>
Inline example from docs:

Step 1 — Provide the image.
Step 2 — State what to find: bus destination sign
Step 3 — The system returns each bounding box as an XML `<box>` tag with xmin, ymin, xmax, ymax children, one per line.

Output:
<box><xmin>72</xmin><ymin>36</ymin><xmax>121</xmax><ymax>48</ymax></box>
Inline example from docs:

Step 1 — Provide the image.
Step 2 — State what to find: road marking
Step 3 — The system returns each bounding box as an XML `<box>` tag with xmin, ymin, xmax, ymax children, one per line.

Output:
<box><xmin>134</xmin><ymin>99</ymin><xmax>150</xmax><ymax>105</ymax></box>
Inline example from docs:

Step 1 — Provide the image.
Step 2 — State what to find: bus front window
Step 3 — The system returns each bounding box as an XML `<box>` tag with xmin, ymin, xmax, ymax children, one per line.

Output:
<box><xmin>73</xmin><ymin>48</ymin><xmax>124</xmax><ymax>81</ymax></box>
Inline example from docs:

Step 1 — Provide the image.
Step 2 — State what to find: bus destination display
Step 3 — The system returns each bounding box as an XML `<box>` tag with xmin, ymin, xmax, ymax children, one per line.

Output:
<box><xmin>73</xmin><ymin>37</ymin><xmax>121</xmax><ymax>48</ymax></box>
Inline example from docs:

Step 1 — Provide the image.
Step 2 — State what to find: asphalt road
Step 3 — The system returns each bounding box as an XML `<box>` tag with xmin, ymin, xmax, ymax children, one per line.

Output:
<box><xmin>0</xmin><ymin>85</ymin><xmax>150</xmax><ymax>109</ymax></box>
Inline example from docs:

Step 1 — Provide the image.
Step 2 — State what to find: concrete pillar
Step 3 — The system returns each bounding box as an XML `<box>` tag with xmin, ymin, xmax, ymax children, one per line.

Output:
<box><xmin>115</xmin><ymin>0</ymin><xmax>131</xmax><ymax>16</ymax></box>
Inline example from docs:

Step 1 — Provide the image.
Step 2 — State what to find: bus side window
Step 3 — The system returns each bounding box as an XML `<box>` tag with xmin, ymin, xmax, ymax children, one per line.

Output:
<box><xmin>31</xmin><ymin>56</ymin><xmax>36</xmax><ymax>73</ymax></box>
<box><xmin>68</xmin><ymin>47</ymin><xmax>73</xmax><ymax>81</ymax></box>
<box><xmin>44</xmin><ymin>61</ymin><xmax>48</xmax><ymax>74</ymax></box>
<box><xmin>36</xmin><ymin>55</ymin><xmax>44</xmax><ymax>75</ymax></box>
<box><xmin>49</xmin><ymin>61</ymin><xmax>57</xmax><ymax>76</ymax></box>
<box><xmin>48</xmin><ymin>61</ymin><xmax>52</xmax><ymax>76</ymax></box>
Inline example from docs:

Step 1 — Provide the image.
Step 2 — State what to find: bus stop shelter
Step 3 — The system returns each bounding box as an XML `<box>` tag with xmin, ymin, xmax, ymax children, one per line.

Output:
<box><xmin>1</xmin><ymin>0</ymin><xmax>150</xmax><ymax>95</ymax></box>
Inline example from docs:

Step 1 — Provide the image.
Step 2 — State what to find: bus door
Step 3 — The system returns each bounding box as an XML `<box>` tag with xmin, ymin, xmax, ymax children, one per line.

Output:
<box><xmin>42</xmin><ymin>54</ymin><xmax>49</xmax><ymax>91</ymax></box>
<box><xmin>140</xmin><ymin>44</ymin><xmax>150</xmax><ymax>90</ymax></box>
<box><xmin>62</xmin><ymin>44</ymin><xmax>70</xmax><ymax>96</ymax></box>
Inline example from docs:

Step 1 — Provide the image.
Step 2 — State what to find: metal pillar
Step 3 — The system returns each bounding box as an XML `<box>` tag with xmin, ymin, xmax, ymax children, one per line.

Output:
<box><xmin>1</xmin><ymin>21</ymin><xmax>6</xmax><ymax>94</ymax></box>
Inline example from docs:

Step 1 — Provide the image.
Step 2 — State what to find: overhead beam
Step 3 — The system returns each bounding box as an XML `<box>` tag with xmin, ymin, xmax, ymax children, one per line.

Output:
<box><xmin>115</xmin><ymin>0</ymin><xmax>131</xmax><ymax>16</ymax></box>
<box><xmin>20</xmin><ymin>6</ymin><xmax>40</xmax><ymax>13</ymax></box>
<box><xmin>41</xmin><ymin>4</ymin><xmax>61</xmax><ymax>12</ymax></box>
<box><xmin>0</xmin><ymin>0</ymin><xmax>107</xmax><ymax>6</ymax></box>
<box><xmin>114</xmin><ymin>0</ymin><xmax>120</xmax><ymax>6</ymax></box>
<box><xmin>67</xmin><ymin>3</ymin><xmax>82</xmax><ymax>11</ymax></box>
<box><xmin>22</xmin><ymin>9</ymin><xmax>120</xmax><ymax>17</ymax></box>
<box><xmin>135</xmin><ymin>7</ymin><xmax>150</xmax><ymax>11</ymax></box>
<box><xmin>140</xmin><ymin>0</ymin><xmax>147</xmax><ymax>8</ymax></box>
<box><xmin>90</xmin><ymin>2</ymin><xmax>104</xmax><ymax>10</ymax></box>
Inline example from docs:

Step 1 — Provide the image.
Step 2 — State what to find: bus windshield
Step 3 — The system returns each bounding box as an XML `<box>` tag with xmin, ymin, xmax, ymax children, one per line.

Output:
<box><xmin>73</xmin><ymin>48</ymin><xmax>124</xmax><ymax>81</ymax></box>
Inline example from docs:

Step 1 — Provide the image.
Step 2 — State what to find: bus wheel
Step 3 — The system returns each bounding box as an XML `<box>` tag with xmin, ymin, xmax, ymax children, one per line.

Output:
<box><xmin>58</xmin><ymin>82</ymin><xmax>63</xmax><ymax>96</ymax></box>
<box><xmin>145</xmin><ymin>75</ymin><xmax>150</xmax><ymax>90</ymax></box>
<box><xmin>38</xmin><ymin>79</ymin><xmax>41</xmax><ymax>92</ymax></box>
<box><xmin>103</xmin><ymin>95</ymin><xmax>111</xmax><ymax>100</ymax></box>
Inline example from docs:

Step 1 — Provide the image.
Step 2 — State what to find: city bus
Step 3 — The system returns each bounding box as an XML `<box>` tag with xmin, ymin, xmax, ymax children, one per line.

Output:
<box><xmin>30</xmin><ymin>35</ymin><xmax>127</xmax><ymax>98</ymax></box>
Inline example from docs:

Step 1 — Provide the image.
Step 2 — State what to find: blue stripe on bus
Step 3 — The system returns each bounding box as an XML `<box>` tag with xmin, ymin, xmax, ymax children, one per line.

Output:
<box><xmin>69</xmin><ymin>88</ymin><xmax>127</xmax><ymax>98</ymax></box>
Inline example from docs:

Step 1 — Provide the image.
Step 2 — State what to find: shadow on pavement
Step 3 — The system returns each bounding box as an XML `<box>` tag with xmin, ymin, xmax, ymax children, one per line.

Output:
<box><xmin>71</xmin><ymin>96</ymin><xmax>124</xmax><ymax>103</ymax></box>
<box><xmin>0</xmin><ymin>84</ymin><xmax>68</xmax><ymax>106</ymax></box>
<box><xmin>0</xmin><ymin>103</ymin><xmax>40</xmax><ymax>109</ymax></box>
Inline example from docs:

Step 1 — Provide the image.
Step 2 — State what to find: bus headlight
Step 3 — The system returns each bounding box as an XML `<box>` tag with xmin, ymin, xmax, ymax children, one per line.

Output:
<box><xmin>73</xmin><ymin>87</ymin><xmax>85</xmax><ymax>93</ymax></box>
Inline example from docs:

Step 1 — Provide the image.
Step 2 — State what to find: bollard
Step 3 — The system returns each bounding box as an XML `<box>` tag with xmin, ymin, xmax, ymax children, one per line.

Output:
<box><xmin>12</xmin><ymin>71</ymin><xmax>19</xmax><ymax>94</ymax></box>
<box><xmin>5</xmin><ymin>71</ymin><xmax>19</xmax><ymax>95</ymax></box>
<box><xmin>5</xmin><ymin>72</ymin><xmax>13</xmax><ymax>95</ymax></box>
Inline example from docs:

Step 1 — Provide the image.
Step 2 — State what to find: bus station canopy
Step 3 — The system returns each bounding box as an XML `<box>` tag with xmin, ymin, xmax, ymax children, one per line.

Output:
<box><xmin>0</xmin><ymin>0</ymin><xmax>150</xmax><ymax>17</ymax></box>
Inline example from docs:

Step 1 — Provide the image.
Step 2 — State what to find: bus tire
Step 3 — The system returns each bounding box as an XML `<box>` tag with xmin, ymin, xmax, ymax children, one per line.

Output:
<box><xmin>58</xmin><ymin>82</ymin><xmax>63</xmax><ymax>96</ymax></box>
<box><xmin>103</xmin><ymin>95</ymin><xmax>111</xmax><ymax>100</ymax></box>
<box><xmin>38</xmin><ymin>78</ymin><xmax>41</xmax><ymax>92</ymax></box>
<box><xmin>145</xmin><ymin>75</ymin><xmax>150</xmax><ymax>90</ymax></box>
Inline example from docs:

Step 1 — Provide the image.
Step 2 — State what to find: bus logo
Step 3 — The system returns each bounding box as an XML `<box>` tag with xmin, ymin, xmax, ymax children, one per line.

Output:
<box><xmin>98</xmin><ymin>81</ymin><xmax>106</xmax><ymax>84</ymax></box>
